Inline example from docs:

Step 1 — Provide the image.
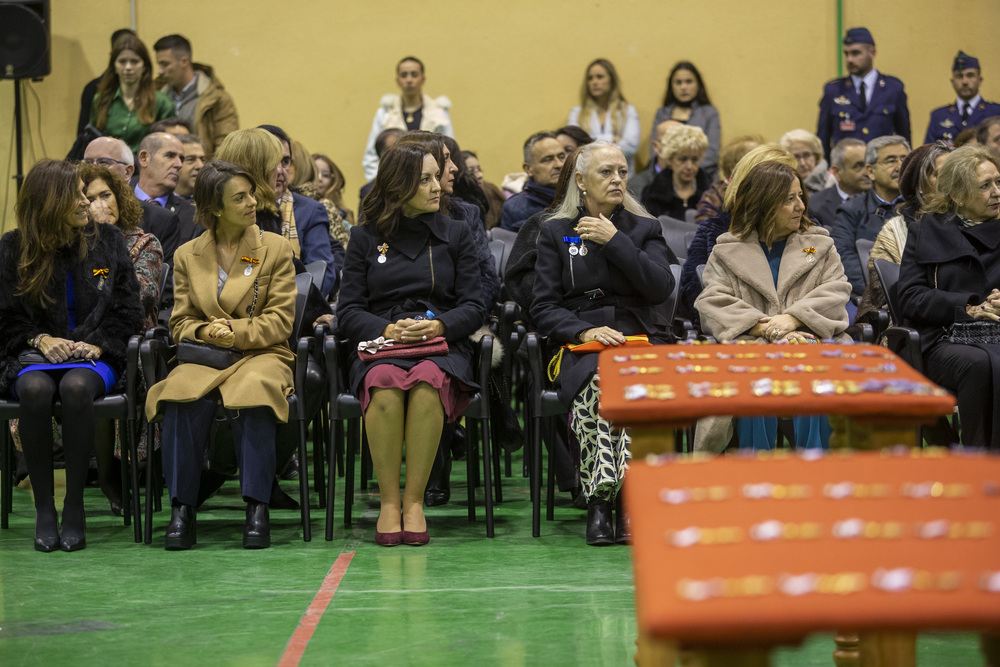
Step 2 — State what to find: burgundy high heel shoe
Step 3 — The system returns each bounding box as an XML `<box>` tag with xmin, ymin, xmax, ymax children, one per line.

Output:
<box><xmin>375</xmin><ymin>530</ymin><xmax>403</xmax><ymax>546</ymax></box>
<box><xmin>401</xmin><ymin>519</ymin><xmax>430</xmax><ymax>546</ymax></box>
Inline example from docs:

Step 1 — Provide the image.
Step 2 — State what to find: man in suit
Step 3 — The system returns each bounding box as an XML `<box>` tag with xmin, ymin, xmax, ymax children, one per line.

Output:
<box><xmin>133</xmin><ymin>132</ymin><xmax>202</xmax><ymax>263</ymax></box>
<box><xmin>259</xmin><ymin>125</ymin><xmax>343</xmax><ymax>298</ymax></box>
<box><xmin>829</xmin><ymin>135</ymin><xmax>909</xmax><ymax>299</ymax></box>
<box><xmin>817</xmin><ymin>27</ymin><xmax>910</xmax><ymax>161</ymax></box>
<box><xmin>807</xmin><ymin>138</ymin><xmax>870</xmax><ymax>228</ymax></box>
<box><xmin>925</xmin><ymin>52</ymin><xmax>1000</xmax><ymax>146</ymax></box>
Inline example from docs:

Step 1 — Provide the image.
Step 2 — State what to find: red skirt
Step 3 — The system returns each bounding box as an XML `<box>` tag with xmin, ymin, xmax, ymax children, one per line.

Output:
<box><xmin>361</xmin><ymin>360</ymin><xmax>473</xmax><ymax>423</ymax></box>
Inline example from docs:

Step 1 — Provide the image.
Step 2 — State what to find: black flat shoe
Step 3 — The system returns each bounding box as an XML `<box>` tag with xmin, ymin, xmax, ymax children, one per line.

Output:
<box><xmin>424</xmin><ymin>451</ymin><xmax>452</xmax><ymax>507</ymax></box>
<box><xmin>269</xmin><ymin>477</ymin><xmax>300</xmax><ymax>510</ymax></box>
<box><xmin>614</xmin><ymin>493</ymin><xmax>631</xmax><ymax>545</ymax></box>
<box><xmin>164</xmin><ymin>504</ymin><xmax>196</xmax><ymax>551</ymax></box>
<box><xmin>34</xmin><ymin>518</ymin><xmax>59</xmax><ymax>553</ymax></box>
<box><xmin>243</xmin><ymin>501</ymin><xmax>270</xmax><ymax>549</ymax></box>
<box><xmin>586</xmin><ymin>497</ymin><xmax>614</xmax><ymax>546</ymax></box>
<box><xmin>59</xmin><ymin>535</ymin><xmax>86</xmax><ymax>552</ymax></box>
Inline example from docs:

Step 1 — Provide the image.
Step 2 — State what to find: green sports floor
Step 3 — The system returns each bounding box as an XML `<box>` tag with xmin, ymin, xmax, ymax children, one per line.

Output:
<box><xmin>0</xmin><ymin>456</ymin><xmax>984</xmax><ymax>666</ymax></box>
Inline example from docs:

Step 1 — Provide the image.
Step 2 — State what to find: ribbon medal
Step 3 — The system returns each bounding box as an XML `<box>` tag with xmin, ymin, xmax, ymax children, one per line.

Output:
<box><xmin>241</xmin><ymin>255</ymin><xmax>260</xmax><ymax>276</ymax></box>
<box><xmin>93</xmin><ymin>267</ymin><xmax>109</xmax><ymax>290</ymax></box>
<box><xmin>377</xmin><ymin>243</ymin><xmax>388</xmax><ymax>264</ymax></box>
<box><xmin>563</xmin><ymin>236</ymin><xmax>581</xmax><ymax>257</ymax></box>
<box><xmin>803</xmin><ymin>246</ymin><xmax>816</xmax><ymax>263</ymax></box>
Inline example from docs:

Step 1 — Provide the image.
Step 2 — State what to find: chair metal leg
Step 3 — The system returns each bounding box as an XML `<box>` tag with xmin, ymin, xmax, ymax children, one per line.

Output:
<box><xmin>144</xmin><ymin>423</ymin><xmax>156</xmax><ymax>545</ymax></box>
<box><xmin>545</xmin><ymin>420</ymin><xmax>556</xmax><ymax>522</ymax></box>
<box><xmin>325</xmin><ymin>418</ymin><xmax>337</xmax><ymax>541</ymax></box>
<box><xmin>127</xmin><ymin>418</ymin><xmax>142</xmax><ymax>542</ymax></box>
<box><xmin>466</xmin><ymin>423</ymin><xmax>477</xmax><ymax>522</ymax></box>
<box><xmin>344</xmin><ymin>420</ymin><xmax>358</xmax><ymax>527</ymax></box>
<box><xmin>492</xmin><ymin>431</ymin><xmax>503</xmax><ymax>504</ymax></box>
<box><xmin>313</xmin><ymin>409</ymin><xmax>326</xmax><ymax>508</ymax></box>
<box><xmin>480</xmin><ymin>415</ymin><xmax>495</xmax><ymax>538</ymax></box>
<box><xmin>1</xmin><ymin>422</ymin><xmax>10</xmax><ymax>529</ymax></box>
<box><xmin>120</xmin><ymin>420</ymin><xmax>132</xmax><ymax>528</ymax></box>
<box><xmin>531</xmin><ymin>414</ymin><xmax>542</xmax><ymax>538</ymax></box>
<box><xmin>297</xmin><ymin>415</ymin><xmax>311</xmax><ymax>542</ymax></box>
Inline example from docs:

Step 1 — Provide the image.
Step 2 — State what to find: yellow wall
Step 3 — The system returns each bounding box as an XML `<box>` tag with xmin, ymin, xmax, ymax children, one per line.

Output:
<box><xmin>2</xmin><ymin>0</ymin><xmax>1000</xmax><ymax>233</ymax></box>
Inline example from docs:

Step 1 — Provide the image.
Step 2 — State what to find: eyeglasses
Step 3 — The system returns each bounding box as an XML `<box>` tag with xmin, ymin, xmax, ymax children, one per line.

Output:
<box><xmin>83</xmin><ymin>157</ymin><xmax>128</xmax><ymax>167</ymax></box>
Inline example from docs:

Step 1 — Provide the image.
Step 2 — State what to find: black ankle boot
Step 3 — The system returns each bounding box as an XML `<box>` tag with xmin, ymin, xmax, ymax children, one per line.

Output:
<box><xmin>165</xmin><ymin>504</ymin><xmax>196</xmax><ymax>550</ymax></box>
<box><xmin>424</xmin><ymin>446</ymin><xmax>452</xmax><ymax>507</ymax></box>
<box><xmin>586</xmin><ymin>497</ymin><xmax>614</xmax><ymax>546</ymax></box>
<box><xmin>614</xmin><ymin>492</ymin><xmax>631</xmax><ymax>545</ymax></box>
<box><xmin>243</xmin><ymin>501</ymin><xmax>270</xmax><ymax>549</ymax></box>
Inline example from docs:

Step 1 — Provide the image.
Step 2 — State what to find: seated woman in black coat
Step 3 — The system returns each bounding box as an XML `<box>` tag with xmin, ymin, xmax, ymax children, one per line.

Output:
<box><xmin>898</xmin><ymin>145</ymin><xmax>1000</xmax><ymax>449</ymax></box>
<box><xmin>0</xmin><ymin>159</ymin><xmax>143</xmax><ymax>551</ymax></box>
<box><xmin>530</xmin><ymin>141</ymin><xmax>675</xmax><ymax>546</ymax></box>
<box><xmin>337</xmin><ymin>143</ymin><xmax>487</xmax><ymax>546</ymax></box>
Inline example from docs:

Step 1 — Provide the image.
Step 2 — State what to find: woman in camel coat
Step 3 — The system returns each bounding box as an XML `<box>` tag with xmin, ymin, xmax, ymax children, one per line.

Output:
<box><xmin>146</xmin><ymin>160</ymin><xmax>296</xmax><ymax>550</ymax></box>
<box><xmin>695</xmin><ymin>162</ymin><xmax>851</xmax><ymax>451</ymax></box>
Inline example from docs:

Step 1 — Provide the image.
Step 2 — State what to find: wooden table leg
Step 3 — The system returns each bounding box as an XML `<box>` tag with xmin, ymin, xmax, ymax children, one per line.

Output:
<box><xmin>981</xmin><ymin>632</ymin><xmax>1000</xmax><ymax>667</ymax></box>
<box><xmin>634</xmin><ymin>632</ymin><xmax>676</xmax><ymax>666</ymax></box>
<box><xmin>630</xmin><ymin>427</ymin><xmax>677</xmax><ymax>459</ymax></box>
<box><xmin>833</xmin><ymin>631</ymin><xmax>860</xmax><ymax>667</ymax></box>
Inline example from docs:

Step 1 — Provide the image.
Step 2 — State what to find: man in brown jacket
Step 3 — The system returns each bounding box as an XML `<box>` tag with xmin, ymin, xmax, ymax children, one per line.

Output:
<box><xmin>154</xmin><ymin>34</ymin><xmax>239</xmax><ymax>158</ymax></box>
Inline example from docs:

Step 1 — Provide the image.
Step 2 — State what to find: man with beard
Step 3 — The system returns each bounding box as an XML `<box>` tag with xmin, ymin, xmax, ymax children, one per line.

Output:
<box><xmin>817</xmin><ymin>28</ymin><xmax>910</xmax><ymax>161</ymax></box>
<box><xmin>830</xmin><ymin>135</ymin><xmax>910</xmax><ymax>298</ymax></box>
<box><xmin>925</xmin><ymin>52</ymin><xmax>1000</xmax><ymax>146</ymax></box>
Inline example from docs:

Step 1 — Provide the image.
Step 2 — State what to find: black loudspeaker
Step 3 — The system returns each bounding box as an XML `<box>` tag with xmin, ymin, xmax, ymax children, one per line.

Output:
<box><xmin>0</xmin><ymin>0</ymin><xmax>50</xmax><ymax>80</ymax></box>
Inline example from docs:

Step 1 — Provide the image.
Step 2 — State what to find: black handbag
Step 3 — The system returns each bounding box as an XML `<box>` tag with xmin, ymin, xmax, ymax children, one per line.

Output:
<box><xmin>17</xmin><ymin>350</ymin><xmax>50</xmax><ymax>368</ymax></box>
<box><xmin>176</xmin><ymin>339</ymin><xmax>245</xmax><ymax>370</ymax></box>
<box><xmin>946</xmin><ymin>320</ymin><xmax>1000</xmax><ymax>345</ymax></box>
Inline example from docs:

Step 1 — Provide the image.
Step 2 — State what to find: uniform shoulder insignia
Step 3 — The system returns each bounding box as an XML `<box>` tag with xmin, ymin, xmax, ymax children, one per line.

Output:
<box><xmin>979</xmin><ymin>103</ymin><xmax>987</xmax><ymax>110</ymax></box>
<box><xmin>940</xmin><ymin>119</ymin><xmax>955</xmax><ymax>128</ymax></box>
<box><xmin>834</xmin><ymin>96</ymin><xmax>850</xmax><ymax>105</ymax></box>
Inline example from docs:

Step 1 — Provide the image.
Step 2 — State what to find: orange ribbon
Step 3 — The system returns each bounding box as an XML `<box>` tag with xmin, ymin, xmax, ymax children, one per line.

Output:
<box><xmin>93</xmin><ymin>268</ymin><xmax>109</xmax><ymax>277</ymax></box>
<box><xmin>803</xmin><ymin>247</ymin><xmax>816</xmax><ymax>255</ymax></box>
<box><xmin>241</xmin><ymin>256</ymin><xmax>261</xmax><ymax>265</ymax></box>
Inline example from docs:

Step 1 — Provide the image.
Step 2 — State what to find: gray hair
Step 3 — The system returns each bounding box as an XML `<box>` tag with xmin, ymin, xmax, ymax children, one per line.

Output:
<box><xmin>865</xmin><ymin>135</ymin><xmax>910</xmax><ymax>165</ymax></box>
<box><xmin>109</xmin><ymin>137</ymin><xmax>134</xmax><ymax>165</ymax></box>
<box><xmin>778</xmin><ymin>129</ymin><xmax>824</xmax><ymax>159</ymax></box>
<box><xmin>829</xmin><ymin>138</ymin><xmax>865</xmax><ymax>170</ymax></box>
<box><xmin>545</xmin><ymin>141</ymin><xmax>651</xmax><ymax>221</ymax></box>
<box><xmin>522</xmin><ymin>131</ymin><xmax>558</xmax><ymax>165</ymax></box>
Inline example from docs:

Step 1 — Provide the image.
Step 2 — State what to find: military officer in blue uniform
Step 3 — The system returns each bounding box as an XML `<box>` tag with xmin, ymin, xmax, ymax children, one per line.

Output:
<box><xmin>925</xmin><ymin>51</ymin><xmax>1000</xmax><ymax>146</ymax></box>
<box><xmin>817</xmin><ymin>27</ymin><xmax>910</xmax><ymax>162</ymax></box>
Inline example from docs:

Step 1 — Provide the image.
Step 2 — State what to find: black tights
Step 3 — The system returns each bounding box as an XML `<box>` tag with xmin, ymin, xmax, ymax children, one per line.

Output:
<box><xmin>15</xmin><ymin>369</ymin><xmax>106</xmax><ymax>539</ymax></box>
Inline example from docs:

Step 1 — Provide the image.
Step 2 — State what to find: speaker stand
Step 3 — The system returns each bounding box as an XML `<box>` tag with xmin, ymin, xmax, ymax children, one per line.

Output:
<box><xmin>13</xmin><ymin>78</ymin><xmax>25</xmax><ymax>193</ymax></box>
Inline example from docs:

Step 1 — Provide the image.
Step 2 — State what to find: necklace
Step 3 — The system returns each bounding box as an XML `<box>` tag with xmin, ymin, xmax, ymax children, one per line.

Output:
<box><xmin>405</xmin><ymin>105</ymin><xmax>422</xmax><ymax>124</ymax></box>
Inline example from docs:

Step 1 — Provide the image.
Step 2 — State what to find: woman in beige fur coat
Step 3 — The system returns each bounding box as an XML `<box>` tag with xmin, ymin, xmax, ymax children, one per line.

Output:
<box><xmin>695</xmin><ymin>161</ymin><xmax>851</xmax><ymax>451</ymax></box>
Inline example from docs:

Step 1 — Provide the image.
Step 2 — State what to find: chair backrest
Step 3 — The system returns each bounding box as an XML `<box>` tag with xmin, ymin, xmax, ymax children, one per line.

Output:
<box><xmin>488</xmin><ymin>239</ymin><xmax>506</xmax><ymax>280</ymax></box>
<box><xmin>856</xmin><ymin>238</ymin><xmax>875</xmax><ymax>287</ymax></box>
<box><xmin>658</xmin><ymin>216</ymin><xmax>699</xmax><ymax>261</ymax></box>
<box><xmin>873</xmin><ymin>258</ymin><xmax>901</xmax><ymax>323</ymax></box>
<box><xmin>290</xmin><ymin>272</ymin><xmax>312</xmax><ymax>346</ymax></box>
<box><xmin>653</xmin><ymin>264</ymin><xmax>683</xmax><ymax>327</ymax></box>
<box><xmin>157</xmin><ymin>264</ymin><xmax>170</xmax><ymax>304</ymax></box>
<box><xmin>489</xmin><ymin>227</ymin><xmax>518</xmax><ymax>247</ymax></box>
<box><xmin>696</xmin><ymin>264</ymin><xmax>706</xmax><ymax>291</ymax></box>
<box><xmin>684</xmin><ymin>208</ymin><xmax>697</xmax><ymax>224</ymax></box>
<box><xmin>303</xmin><ymin>260</ymin><xmax>327</xmax><ymax>292</ymax></box>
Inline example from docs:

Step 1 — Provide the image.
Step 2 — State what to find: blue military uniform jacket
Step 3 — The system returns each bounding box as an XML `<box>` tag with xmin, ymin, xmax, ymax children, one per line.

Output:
<box><xmin>924</xmin><ymin>98</ymin><xmax>1000</xmax><ymax>145</ymax></box>
<box><xmin>817</xmin><ymin>72</ymin><xmax>910</xmax><ymax>160</ymax></box>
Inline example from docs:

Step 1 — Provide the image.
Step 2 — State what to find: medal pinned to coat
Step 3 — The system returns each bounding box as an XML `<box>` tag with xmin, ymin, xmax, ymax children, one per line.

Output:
<box><xmin>563</xmin><ymin>236</ymin><xmax>588</xmax><ymax>257</ymax></box>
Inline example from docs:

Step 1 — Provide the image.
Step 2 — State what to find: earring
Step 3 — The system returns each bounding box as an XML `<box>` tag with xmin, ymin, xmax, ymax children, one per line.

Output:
<box><xmin>582</xmin><ymin>190</ymin><xmax>588</xmax><ymax>197</ymax></box>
